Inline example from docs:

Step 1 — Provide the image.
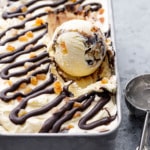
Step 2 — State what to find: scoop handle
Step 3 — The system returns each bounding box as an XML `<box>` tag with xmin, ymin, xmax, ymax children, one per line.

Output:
<box><xmin>138</xmin><ymin>111</ymin><xmax>150</xmax><ymax>150</ymax></box>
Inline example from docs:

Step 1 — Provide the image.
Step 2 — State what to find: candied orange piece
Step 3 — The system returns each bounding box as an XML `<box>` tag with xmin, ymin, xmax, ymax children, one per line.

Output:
<box><xmin>62</xmin><ymin>48</ymin><xmax>68</xmax><ymax>54</ymax></box>
<box><xmin>73</xmin><ymin>102</ymin><xmax>82</xmax><ymax>108</ymax></box>
<box><xmin>53</xmin><ymin>81</ymin><xmax>62</xmax><ymax>94</ymax></box>
<box><xmin>30</xmin><ymin>76</ymin><xmax>38</xmax><ymax>85</ymax></box>
<box><xmin>73</xmin><ymin>111</ymin><xmax>81</xmax><ymax>118</ymax></box>
<box><xmin>70</xmin><ymin>0</ymin><xmax>77</xmax><ymax>2</ymax></box>
<box><xmin>18</xmin><ymin>16</ymin><xmax>25</xmax><ymax>20</ymax></box>
<box><xmin>60</xmin><ymin>41</ymin><xmax>68</xmax><ymax>54</ymax></box>
<box><xmin>19</xmin><ymin>83</ymin><xmax>27</xmax><ymax>89</ymax></box>
<box><xmin>67</xmin><ymin>124</ymin><xmax>74</xmax><ymax>129</ymax></box>
<box><xmin>36</xmin><ymin>74</ymin><xmax>46</xmax><ymax>80</ymax></box>
<box><xmin>21</xmin><ymin>6</ymin><xmax>27</xmax><ymax>13</ymax></box>
<box><xmin>99</xmin><ymin>8</ymin><xmax>105</xmax><ymax>15</ymax></box>
<box><xmin>6</xmin><ymin>44</ymin><xmax>16</xmax><ymax>52</ymax></box>
<box><xmin>29</xmin><ymin>52</ymin><xmax>37</xmax><ymax>58</ymax></box>
<box><xmin>35</xmin><ymin>18</ymin><xmax>44</xmax><ymax>26</ymax></box>
<box><xmin>18</xmin><ymin>35</ymin><xmax>28</xmax><ymax>42</ymax></box>
<box><xmin>101</xmin><ymin>77</ymin><xmax>108</xmax><ymax>84</ymax></box>
<box><xmin>26</xmin><ymin>31</ymin><xmax>34</xmax><ymax>38</ymax></box>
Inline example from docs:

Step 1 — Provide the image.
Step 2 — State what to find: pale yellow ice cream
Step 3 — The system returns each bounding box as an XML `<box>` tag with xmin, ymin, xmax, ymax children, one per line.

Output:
<box><xmin>49</xmin><ymin>19</ymin><xmax>107</xmax><ymax>77</ymax></box>
<box><xmin>0</xmin><ymin>0</ymin><xmax>118</xmax><ymax>134</ymax></box>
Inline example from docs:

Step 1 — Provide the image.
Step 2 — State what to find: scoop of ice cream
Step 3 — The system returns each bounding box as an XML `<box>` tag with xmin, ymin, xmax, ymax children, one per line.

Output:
<box><xmin>49</xmin><ymin>19</ymin><xmax>107</xmax><ymax>77</ymax></box>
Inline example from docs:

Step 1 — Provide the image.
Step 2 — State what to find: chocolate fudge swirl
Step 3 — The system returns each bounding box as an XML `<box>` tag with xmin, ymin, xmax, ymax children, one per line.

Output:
<box><xmin>0</xmin><ymin>24</ymin><xmax>47</xmax><ymax>46</ymax></box>
<box><xmin>0</xmin><ymin>44</ymin><xmax>46</xmax><ymax>64</ymax></box>
<box><xmin>0</xmin><ymin>12</ymin><xmax>47</xmax><ymax>39</ymax></box>
<box><xmin>0</xmin><ymin>29</ymin><xmax>47</xmax><ymax>64</ymax></box>
<box><xmin>9</xmin><ymin>85</ymin><xmax>115</xmax><ymax>132</ymax></box>
<box><xmin>0</xmin><ymin>0</ymin><xmax>116</xmax><ymax>133</ymax></box>
<box><xmin>9</xmin><ymin>83</ymin><xmax>73</xmax><ymax>124</ymax></box>
<box><xmin>0</xmin><ymin>51</ymin><xmax>49</xmax><ymax>79</ymax></box>
<box><xmin>3</xmin><ymin>0</ymin><xmax>101</xmax><ymax>19</ymax></box>
<box><xmin>0</xmin><ymin>70</ymin><xmax>55</xmax><ymax>102</ymax></box>
<box><xmin>3</xmin><ymin>0</ymin><xmax>68</xmax><ymax>19</ymax></box>
<box><xmin>0</xmin><ymin>0</ymin><xmax>101</xmax><ymax>39</ymax></box>
<box><xmin>40</xmin><ymin>90</ymin><xmax>115</xmax><ymax>133</ymax></box>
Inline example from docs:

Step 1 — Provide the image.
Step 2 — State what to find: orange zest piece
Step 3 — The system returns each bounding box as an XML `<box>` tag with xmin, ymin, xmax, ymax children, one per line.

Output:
<box><xmin>19</xmin><ymin>83</ymin><xmax>27</xmax><ymax>89</ymax></box>
<box><xmin>70</xmin><ymin>0</ymin><xmax>77</xmax><ymax>2</ymax></box>
<box><xmin>29</xmin><ymin>52</ymin><xmax>37</xmax><ymax>58</ymax></box>
<box><xmin>18</xmin><ymin>16</ymin><xmax>25</xmax><ymax>20</ymax></box>
<box><xmin>99</xmin><ymin>8</ymin><xmax>105</xmax><ymax>15</ymax></box>
<box><xmin>73</xmin><ymin>102</ymin><xmax>82</xmax><ymax>108</ymax></box>
<box><xmin>35</xmin><ymin>18</ymin><xmax>44</xmax><ymax>26</ymax></box>
<box><xmin>67</xmin><ymin>124</ymin><xmax>74</xmax><ymax>129</ymax></box>
<box><xmin>53</xmin><ymin>81</ymin><xmax>62</xmax><ymax>94</ymax></box>
<box><xmin>101</xmin><ymin>77</ymin><xmax>109</xmax><ymax>84</ymax></box>
<box><xmin>60</xmin><ymin>41</ymin><xmax>68</xmax><ymax>54</ymax></box>
<box><xmin>6</xmin><ymin>44</ymin><xmax>16</xmax><ymax>52</ymax></box>
<box><xmin>30</xmin><ymin>76</ymin><xmax>38</xmax><ymax>85</ymax></box>
<box><xmin>21</xmin><ymin>6</ymin><xmax>27</xmax><ymax>13</ymax></box>
<box><xmin>18</xmin><ymin>35</ymin><xmax>28</xmax><ymax>42</ymax></box>
<box><xmin>26</xmin><ymin>31</ymin><xmax>34</xmax><ymax>38</ymax></box>
<box><xmin>36</xmin><ymin>74</ymin><xmax>46</xmax><ymax>80</ymax></box>
<box><xmin>73</xmin><ymin>111</ymin><xmax>81</xmax><ymax>118</ymax></box>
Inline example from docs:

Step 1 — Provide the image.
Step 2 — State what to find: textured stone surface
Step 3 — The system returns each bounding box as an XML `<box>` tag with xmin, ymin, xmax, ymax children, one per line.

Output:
<box><xmin>113</xmin><ymin>0</ymin><xmax>150</xmax><ymax>149</ymax></box>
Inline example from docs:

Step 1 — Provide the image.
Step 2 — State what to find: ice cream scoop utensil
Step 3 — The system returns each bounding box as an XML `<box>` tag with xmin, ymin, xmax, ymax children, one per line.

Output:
<box><xmin>125</xmin><ymin>74</ymin><xmax>150</xmax><ymax>150</ymax></box>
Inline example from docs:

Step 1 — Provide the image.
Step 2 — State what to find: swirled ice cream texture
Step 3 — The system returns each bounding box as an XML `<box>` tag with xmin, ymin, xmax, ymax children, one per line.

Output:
<box><xmin>0</xmin><ymin>0</ymin><xmax>118</xmax><ymax>134</ymax></box>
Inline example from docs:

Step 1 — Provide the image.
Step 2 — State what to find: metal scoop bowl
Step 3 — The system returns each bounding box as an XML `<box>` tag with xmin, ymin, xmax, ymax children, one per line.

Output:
<box><xmin>125</xmin><ymin>74</ymin><xmax>150</xmax><ymax>150</ymax></box>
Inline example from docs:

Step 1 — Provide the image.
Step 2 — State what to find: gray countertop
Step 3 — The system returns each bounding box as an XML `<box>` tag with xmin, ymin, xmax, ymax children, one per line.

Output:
<box><xmin>0</xmin><ymin>0</ymin><xmax>149</xmax><ymax>150</ymax></box>
<box><xmin>113</xmin><ymin>0</ymin><xmax>150</xmax><ymax>149</ymax></box>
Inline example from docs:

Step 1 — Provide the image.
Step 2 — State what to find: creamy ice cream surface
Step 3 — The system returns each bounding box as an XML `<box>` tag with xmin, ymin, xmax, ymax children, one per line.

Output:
<box><xmin>49</xmin><ymin>19</ymin><xmax>106</xmax><ymax>77</ymax></box>
<box><xmin>0</xmin><ymin>0</ymin><xmax>118</xmax><ymax>134</ymax></box>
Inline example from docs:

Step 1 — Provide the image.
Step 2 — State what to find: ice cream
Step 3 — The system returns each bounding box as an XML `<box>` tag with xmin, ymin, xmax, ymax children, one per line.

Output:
<box><xmin>49</xmin><ymin>19</ymin><xmax>106</xmax><ymax>77</ymax></box>
<box><xmin>0</xmin><ymin>0</ymin><xmax>118</xmax><ymax>134</ymax></box>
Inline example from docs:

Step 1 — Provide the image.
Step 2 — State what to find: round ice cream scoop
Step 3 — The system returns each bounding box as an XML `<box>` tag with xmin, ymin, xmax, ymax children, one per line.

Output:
<box><xmin>49</xmin><ymin>19</ymin><xmax>107</xmax><ymax>77</ymax></box>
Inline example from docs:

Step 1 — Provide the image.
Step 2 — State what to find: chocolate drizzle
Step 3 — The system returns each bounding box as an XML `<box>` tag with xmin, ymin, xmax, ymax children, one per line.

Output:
<box><xmin>39</xmin><ymin>90</ymin><xmax>115</xmax><ymax>133</ymax></box>
<box><xmin>3</xmin><ymin>0</ymin><xmax>69</xmax><ymax>19</ymax></box>
<box><xmin>0</xmin><ymin>24</ymin><xmax>47</xmax><ymax>46</ymax></box>
<box><xmin>0</xmin><ymin>0</ymin><xmax>116</xmax><ymax>133</ymax></box>
<box><xmin>0</xmin><ymin>51</ymin><xmax>49</xmax><ymax>79</ymax></box>
<box><xmin>0</xmin><ymin>72</ymin><xmax>55</xmax><ymax>102</ymax></box>
<box><xmin>0</xmin><ymin>13</ymin><xmax>47</xmax><ymax>40</ymax></box>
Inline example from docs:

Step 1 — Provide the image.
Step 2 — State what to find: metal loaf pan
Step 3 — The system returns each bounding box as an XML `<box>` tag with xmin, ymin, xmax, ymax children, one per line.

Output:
<box><xmin>0</xmin><ymin>0</ymin><xmax>121</xmax><ymax>150</ymax></box>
